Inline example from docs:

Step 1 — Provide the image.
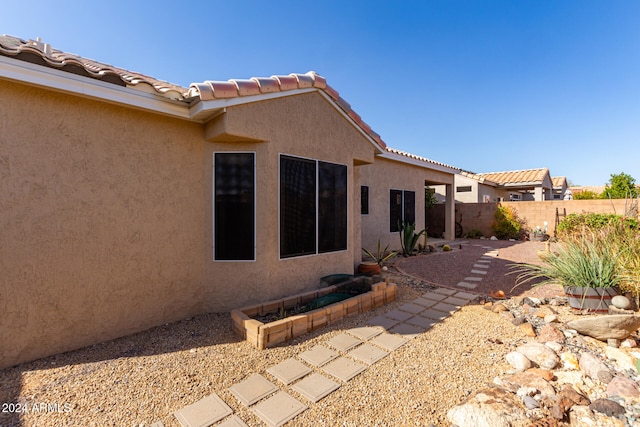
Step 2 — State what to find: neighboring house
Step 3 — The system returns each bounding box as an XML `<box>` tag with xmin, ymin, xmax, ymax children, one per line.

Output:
<box><xmin>0</xmin><ymin>35</ymin><xmax>456</xmax><ymax>368</ymax></box>
<box><xmin>552</xmin><ymin>176</ymin><xmax>569</xmax><ymax>200</ymax></box>
<box><xmin>440</xmin><ymin>168</ymin><xmax>554</xmax><ymax>202</ymax></box>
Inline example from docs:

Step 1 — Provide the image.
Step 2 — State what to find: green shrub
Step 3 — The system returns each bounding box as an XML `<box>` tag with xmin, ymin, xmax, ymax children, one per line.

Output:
<box><xmin>556</xmin><ymin>213</ymin><xmax>638</xmax><ymax>240</ymax></box>
<box><xmin>491</xmin><ymin>205</ymin><xmax>525</xmax><ymax>240</ymax></box>
<box><xmin>398</xmin><ymin>220</ymin><xmax>426</xmax><ymax>257</ymax></box>
<box><xmin>465</xmin><ymin>229</ymin><xmax>483</xmax><ymax>239</ymax></box>
<box><xmin>442</xmin><ymin>244</ymin><xmax>451</xmax><ymax>252</ymax></box>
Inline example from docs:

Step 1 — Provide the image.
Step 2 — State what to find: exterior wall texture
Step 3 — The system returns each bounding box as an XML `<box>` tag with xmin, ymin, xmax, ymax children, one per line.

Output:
<box><xmin>1</xmin><ymin>80</ymin><xmax>206</xmax><ymax>368</ymax></box>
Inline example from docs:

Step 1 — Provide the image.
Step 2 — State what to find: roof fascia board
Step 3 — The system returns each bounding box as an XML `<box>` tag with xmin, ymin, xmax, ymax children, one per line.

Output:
<box><xmin>0</xmin><ymin>55</ymin><xmax>191</xmax><ymax>120</ymax></box>
<box><xmin>378</xmin><ymin>151</ymin><xmax>459</xmax><ymax>175</ymax></box>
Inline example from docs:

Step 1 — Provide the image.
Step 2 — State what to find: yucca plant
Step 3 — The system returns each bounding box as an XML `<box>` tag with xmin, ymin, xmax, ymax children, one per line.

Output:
<box><xmin>398</xmin><ymin>220</ymin><xmax>426</xmax><ymax>257</ymax></box>
<box><xmin>362</xmin><ymin>240</ymin><xmax>397</xmax><ymax>266</ymax></box>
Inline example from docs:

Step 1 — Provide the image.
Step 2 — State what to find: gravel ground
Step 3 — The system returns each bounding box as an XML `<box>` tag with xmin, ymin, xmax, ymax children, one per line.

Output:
<box><xmin>1</xmin><ymin>240</ymin><xmax>549</xmax><ymax>427</ymax></box>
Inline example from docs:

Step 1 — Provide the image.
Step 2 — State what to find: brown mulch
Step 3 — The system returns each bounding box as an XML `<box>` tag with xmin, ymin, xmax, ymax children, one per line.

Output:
<box><xmin>394</xmin><ymin>239</ymin><xmax>565</xmax><ymax>299</ymax></box>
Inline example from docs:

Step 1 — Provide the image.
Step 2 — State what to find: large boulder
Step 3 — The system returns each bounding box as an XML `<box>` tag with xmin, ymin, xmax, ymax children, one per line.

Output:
<box><xmin>446</xmin><ymin>387</ymin><xmax>528</xmax><ymax>427</ymax></box>
<box><xmin>567</xmin><ymin>315</ymin><xmax>640</xmax><ymax>341</ymax></box>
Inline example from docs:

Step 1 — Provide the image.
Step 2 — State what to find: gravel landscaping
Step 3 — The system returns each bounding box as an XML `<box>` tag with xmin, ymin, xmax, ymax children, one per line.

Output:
<box><xmin>0</xmin><ymin>240</ymin><xmax>565</xmax><ymax>426</ymax></box>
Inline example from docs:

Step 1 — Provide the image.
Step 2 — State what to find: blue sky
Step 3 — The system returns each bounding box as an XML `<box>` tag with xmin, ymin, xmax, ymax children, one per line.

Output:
<box><xmin>3</xmin><ymin>0</ymin><xmax>639</xmax><ymax>186</ymax></box>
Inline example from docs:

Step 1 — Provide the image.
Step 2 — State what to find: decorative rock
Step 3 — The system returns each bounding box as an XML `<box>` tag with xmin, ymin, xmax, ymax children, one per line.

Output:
<box><xmin>506</xmin><ymin>351</ymin><xmax>531</xmax><ymax>372</ymax></box>
<box><xmin>544</xmin><ymin>314</ymin><xmax>558</xmax><ymax>323</ymax></box>
<box><xmin>502</xmin><ymin>371</ymin><xmax>556</xmax><ymax>398</ymax></box>
<box><xmin>579</xmin><ymin>352</ymin><xmax>614</xmax><ymax>384</ymax></box>
<box><xmin>511</xmin><ymin>316</ymin><xmax>526</xmax><ymax>326</ymax></box>
<box><xmin>604</xmin><ymin>346</ymin><xmax>637</xmax><ymax>372</ymax></box>
<box><xmin>608</xmin><ymin>338</ymin><xmax>621</xmax><ymax>348</ymax></box>
<box><xmin>526</xmin><ymin>368</ymin><xmax>554</xmax><ymax>381</ymax></box>
<box><xmin>519</xmin><ymin>322</ymin><xmax>536</xmax><ymax>337</ymax></box>
<box><xmin>545</xmin><ymin>341</ymin><xmax>563</xmax><ymax>353</ymax></box>
<box><xmin>491</xmin><ymin>303</ymin><xmax>508</xmax><ymax>313</ymax></box>
<box><xmin>559</xmin><ymin>384</ymin><xmax>590</xmax><ymax>406</ymax></box>
<box><xmin>620</xmin><ymin>338</ymin><xmax>638</xmax><ymax>348</ymax></box>
<box><xmin>570</xmin><ymin>405</ymin><xmax>626</xmax><ymax>427</ymax></box>
<box><xmin>446</xmin><ymin>387</ymin><xmax>527</xmax><ymax>427</ymax></box>
<box><xmin>561</xmin><ymin>351</ymin><xmax>580</xmax><ymax>370</ymax></box>
<box><xmin>589</xmin><ymin>398</ymin><xmax>626</xmax><ymax>417</ymax></box>
<box><xmin>516</xmin><ymin>342</ymin><xmax>560</xmax><ymax>370</ymax></box>
<box><xmin>521</xmin><ymin>297</ymin><xmax>541</xmax><ymax>307</ymax></box>
<box><xmin>611</xmin><ymin>295</ymin><xmax>631</xmax><ymax>310</ymax></box>
<box><xmin>537</xmin><ymin>324</ymin><xmax>564</xmax><ymax>344</ymax></box>
<box><xmin>522</xmin><ymin>395</ymin><xmax>539</xmax><ymax>409</ymax></box>
<box><xmin>567</xmin><ymin>315</ymin><xmax>640</xmax><ymax>341</ymax></box>
<box><xmin>607</xmin><ymin>375</ymin><xmax>640</xmax><ymax>397</ymax></box>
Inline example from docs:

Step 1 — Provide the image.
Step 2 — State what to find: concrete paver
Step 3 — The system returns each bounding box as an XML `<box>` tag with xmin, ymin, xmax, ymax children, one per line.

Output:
<box><xmin>217</xmin><ymin>415</ymin><xmax>249</xmax><ymax>427</ymax></box>
<box><xmin>173</xmin><ymin>393</ymin><xmax>233</xmax><ymax>427</ymax></box>
<box><xmin>397</xmin><ymin>302</ymin><xmax>426</xmax><ymax>314</ymax></box>
<box><xmin>384</xmin><ymin>309</ymin><xmax>413</xmax><ymax>322</ymax></box>
<box><xmin>346</xmin><ymin>326</ymin><xmax>382</xmax><ymax>341</ymax></box>
<box><xmin>298</xmin><ymin>345</ymin><xmax>339</xmax><ymax>367</ymax></box>
<box><xmin>347</xmin><ymin>343</ymin><xmax>389</xmax><ymax>365</ymax></box>
<box><xmin>369</xmin><ymin>333</ymin><xmax>407</xmax><ymax>351</ymax></box>
<box><xmin>321</xmin><ymin>357</ymin><xmax>367</xmax><ymax>382</ymax></box>
<box><xmin>405</xmin><ymin>315</ymin><xmax>437</xmax><ymax>329</ymax></box>
<box><xmin>251</xmin><ymin>391</ymin><xmax>307</xmax><ymax>427</ymax></box>
<box><xmin>388</xmin><ymin>322</ymin><xmax>424</xmax><ymax>338</ymax></box>
<box><xmin>326</xmin><ymin>333</ymin><xmax>362</xmax><ymax>352</ymax></box>
<box><xmin>267</xmin><ymin>358</ymin><xmax>312</xmax><ymax>385</ymax></box>
<box><xmin>291</xmin><ymin>373</ymin><xmax>340</xmax><ymax>403</ymax></box>
<box><xmin>366</xmin><ymin>315</ymin><xmax>400</xmax><ymax>330</ymax></box>
<box><xmin>229</xmin><ymin>374</ymin><xmax>278</xmax><ymax>407</ymax></box>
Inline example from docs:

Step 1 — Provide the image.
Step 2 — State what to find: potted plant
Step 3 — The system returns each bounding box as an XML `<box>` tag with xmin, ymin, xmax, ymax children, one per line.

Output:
<box><xmin>359</xmin><ymin>240</ymin><xmax>397</xmax><ymax>275</ymax></box>
<box><xmin>529</xmin><ymin>222</ymin><xmax>549</xmax><ymax>242</ymax></box>
<box><xmin>511</xmin><ymin>239</ymin><xmax>621</xmax><ymax>312</ymax></box>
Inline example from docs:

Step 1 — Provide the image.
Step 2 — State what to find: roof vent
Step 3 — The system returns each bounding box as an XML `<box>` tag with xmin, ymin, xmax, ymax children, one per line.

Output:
<box><xmin>31</xmin><ymin>37</ymin><xmax>52</xmax><ymax>56</ymax></box>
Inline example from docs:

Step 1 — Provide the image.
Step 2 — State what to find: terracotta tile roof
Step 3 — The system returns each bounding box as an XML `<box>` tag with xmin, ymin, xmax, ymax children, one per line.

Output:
<box><xmin>0</xmin><ymin>35</ymin><xmax>189</xmax><ymax>100</ymax></box>
<box><xmin>551</xmin><ymin>176</ymin><xmax>567</xmax><ymax>188</ymax></box>
<box><xmin>384</xmin><ymin>147</ymin><xmax>459</xmax><ymax>171</ymax></box>
<box><xmin>187</xmin><ymin>71</ymin><xmax>386</xmax><ymax>149</ymax></box>
<box><xmin>477</xmin><ymin>168</ymin><xmax>550</xmax><ymax>185</ymax></box>
<box><xmin>458</xmin><ymin>170</ymin><xmax>500</xmax><ymax>186</ymax></box>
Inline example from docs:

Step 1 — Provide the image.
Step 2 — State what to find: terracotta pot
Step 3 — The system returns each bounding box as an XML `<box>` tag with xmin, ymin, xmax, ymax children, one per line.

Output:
<box><xmin>357</xmin><ymin>262</ymin><xmax>381</xmax><ymax>276</ymax></box>
<box><xmin>564</xmin><ymin>286</ymin><xmax>619</xmax><ymax>313</ymax></box>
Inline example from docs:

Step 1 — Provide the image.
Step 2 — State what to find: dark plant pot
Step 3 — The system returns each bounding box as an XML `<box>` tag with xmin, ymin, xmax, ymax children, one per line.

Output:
<box><xmin>357</xmin><ymin>262</ymin><xmax>381</xmax><ymax>276</ymax></box>
<box><xmin>530</xmin><ymin>234</ymin><xmax>546</xmax><ymax>242</ymax></box>
<box><xmin>564</xmin><ymin>286</ymin><xmax>619</xmax><ymax>313</ymax></box>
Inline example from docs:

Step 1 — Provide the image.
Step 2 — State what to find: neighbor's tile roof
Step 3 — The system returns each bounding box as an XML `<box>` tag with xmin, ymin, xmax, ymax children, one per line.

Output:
<box><xmin>477</xmin><ymin>168</ymin><xmax>549</xmax><ymax>185</ymax></box>
<box><xmin>0</xmin><ymin>35</ymin><xmax>387</xmax><ymax>149</ymax></box>
<box><xmin>551</xmin><ymin>176</ymin><xmax>567</xmax><ymax>188</ymax></box>
<box><xmin>0</xmin><ymin>35</ymin><xmax>188</xmax><ymax>100</ymax></box>
<box><xmin>384</xmin><ymin>147</ymin><xmax>459</xmax><ymax>171</ymax></box>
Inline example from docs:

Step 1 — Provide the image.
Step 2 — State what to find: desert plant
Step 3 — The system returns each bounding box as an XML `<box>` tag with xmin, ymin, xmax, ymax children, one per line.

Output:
<box><xmin>511</xmin><ymin>238</ymin><xmax>622</xmax><ymax>291</ymax></box>
<box><xmin>556</xmin><ymin>213</ymin><xmax>638</xmax><ymax>240</ymax></box>
<box><xmin>491</xmin><ymin>205</ymin><xmax>525</xmax><ymax>240</ymax></box>
<box><xmin>465</xmin><ymin>229</ymin><xmax>483</xmax><ymax>239</ymax></box>
<box><xmin>398</xmin><ymin>220</ymin><xmax>427</xmax><ymax>257</ymax></box>
<box><xmin>362</xmin><ymin>240</ymin><xmax>397</xmax><ymax>266</ymax></box>
<box><xmin>442</xmin><ymin>244</ymin><xmax>451</xmax><ymax>252</ymax></box>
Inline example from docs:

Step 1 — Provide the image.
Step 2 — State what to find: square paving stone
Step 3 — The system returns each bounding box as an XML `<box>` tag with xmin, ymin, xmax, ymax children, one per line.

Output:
<box><xmin>470</xmin><ymin>269</ymin><xmax>488</xmax><ymax>275</ymax></box>
<box><xmin>174</xmin><ymin>393</ymin><xmax>232</xmax><ymax>427</ymax></box>
<box><xmin>388</xmin><ymin>322</ymin><xmax>424</xmax><ymax>338</ymax></box>
<box><xmin>321</xmin><ymin>357</ymin><xmax>367</xmax><ymax>382</ymax></box>
<box><xmin>347</xmin><ymin>343</ymin><xmax>389</xmax><ymax>365</ymax></box>
<box><xmin>367</xmin><ymin>315</ymin><xmax>400</xmax><ymax>330</ymax></box>
<box><xmin>326</xmin><ymin>333</ymin><xmax>362</xmax><ymax>352</ymax></box>
<box><xmin>291</xmin><ymin>373</ymin><xmax>340</xmax><ymax>403</ymax></box>
<box><xmin>442</xmin><ymin>296</ymin><xmax>469</xmax><ymax>307</ymax></box>
<box><xmin>453</xmin><ymin>291</ymin><xmax>477</xmax><ymax>301</ymax></box>
<box><xmin>217</xmin><ymin>415</ymin><xmax>248</xmax><ymax>427</ymax></box>
<box><xmin>346</xmin><ymin>326</ymin><xmax>382</xmax><ymax>341</ymax></box>
<box><xmin>421</xmin><ymin>309</ymin><xmax>449</xmax><ymax>321</ymax></box>
<box><xmin>370</xmin><ymin>333</ymin><xmax>407</xmax><ymax>351</ymax></box>
<box><xmin>251</xmin><ymin>391</ymin><xmax>307</xmax><ymax>427</ymax></box>
<box><xmin>473</xmin><ymin>263</ymin><xmax>490</xmax><ymax>269</ymax></box>
<box><xmin>456</xmin><ymin>282</ymin><xmax>478</xmax><ymax>289</ymax></box>
<box><xmin>432</xmin><ymin>302</ymin><xmax>459</xmax><ymax>314</ymax></box>
<box><xmin>267</xmin><ymin>358</ymin><xmax>312</xmax><ymax>385</ymax></box>
<box><xmin>384</xmin><ymin>309</ymin><xmax>413</xmax><ymax>322</ymax></box>
<box><xmin>229</xmin><ymin>374</ymin><xmax>279</xmax><ymax>407</ymax></box>
<box><xmin>464</xmin><ymin>276</ymin><xmax>483</xmax><ymax>282</ymax></box>
<box><xmin>298</xmin><ymin>345</ymin><xmax>339</xmax><ymax>367</ymax></box>
<box><xmin>433</xmin><ymin>287</ymin><xmax>457</xmax><ymax>295</ymax></box>
<box><xmin>421</xmin><ymin>292</ymin><xmax>448</xmax><ymax>302</ymax></box>
<box><xmin>406</xmin><ymin>315</ymin><xmax>437</xmax><ymax>329</ymax></box>
<box><xmin>411</xmin><ymin>297</ymin><xmax>437</xmax><ymax>307</ymax></box>
<box><xmin>397</xmin><ymin>302</ymin><xmax>425</xmax><ymax>314</ymax></box>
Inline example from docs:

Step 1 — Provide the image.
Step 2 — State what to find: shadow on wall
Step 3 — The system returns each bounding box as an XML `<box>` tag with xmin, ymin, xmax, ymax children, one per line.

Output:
<box><xmin>0</xmin><ymin>312</ymin><xmax>242</xmax><ymax>427</ymax></box>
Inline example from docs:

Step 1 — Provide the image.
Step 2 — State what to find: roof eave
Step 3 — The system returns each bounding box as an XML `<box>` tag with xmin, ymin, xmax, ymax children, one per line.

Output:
<box><xmin>0</xmin><ymin>55</ymin><xmax>192</xmax><ymax>120</ymax></box>
<box><xmin>378</xmin><ymin>151</ymin><xmax>460</xmax><ymax>175</ymax></box>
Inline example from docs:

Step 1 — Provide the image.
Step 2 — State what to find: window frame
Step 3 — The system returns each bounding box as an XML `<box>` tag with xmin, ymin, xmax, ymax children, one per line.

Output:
<box><xmin>389</xmin><ymin>188</ymin><xmax>416</xmax><ymax>233</ymax></box>
<box><xmin>212</xmin><ymin>151</ymin><xmax>256</xmax><ymax>262</ymax></box>
<box><xmin>278</xmin><ymin>153</ymin><xmax>348</xmax><ymax>260</ymax></box>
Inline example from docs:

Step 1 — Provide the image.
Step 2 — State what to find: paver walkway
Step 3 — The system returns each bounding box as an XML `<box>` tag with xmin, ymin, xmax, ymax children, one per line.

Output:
<box><xmin>158</xmin><ymin>242</ymin><xmax>504</xmax><ymax>427</ymax></box>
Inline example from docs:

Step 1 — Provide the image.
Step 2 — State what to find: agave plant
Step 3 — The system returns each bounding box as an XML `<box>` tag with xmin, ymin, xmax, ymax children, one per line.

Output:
<box><xmin>398</xmin><ymin>220</ymin><xmax>427</xmax><ymax>257</ymax></box>
<box><xmin>362</xmin><ymin>240</ymin><xmax>397</xmax><ymax>265</ymax></box>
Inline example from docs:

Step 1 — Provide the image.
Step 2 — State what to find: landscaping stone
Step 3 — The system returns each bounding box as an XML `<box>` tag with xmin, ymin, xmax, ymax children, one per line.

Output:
<box><xmin>446</xmin><ymin>387</ymin><xmax>527</xmax><ymax>427</ymax></box>
<box><xmin>606</xmin><ymin>375</ymin><xmax>640</xmax><ymax>398</ymax></box>
<box><xmin>501</xmin><ymin>371</ymin><xmax>556</xmax><ymax>399</ymax></box>
<box><xmin>567</xmin><ymin>315</ymin><xmax>640</xmax><ymax>341</ymax></box>
<box><xmin>589</xmin><ymin>398</ymin><xmax>626</xmax><ymax>417</ymax></box>
<box><xmin>505</xmin><ymin>351</ymin><xmax>531</xmax><ymax>372</ymax></box>
<box><xmin>536</xmin><ymin>324</ymin><xmax>564</xmax><ymax>344</ymax></box>
<box><xmin>519</xmin><ymin>322</ymin><xmax>536</xmax><ymax>337</ymax></box>
<box><xmin>611</xmin><ymin>295</ymin><xmax>631</xmax><ymax>310</ymax></box>
<box><xmin>579</xmin><ymin>352</ymin><xmax>614</xmax><ymax>384</ymax></box>
<box><xmin>516</xmin><ymin>342</ymin><xmax>559</xmax><ymax>369</ymax></box>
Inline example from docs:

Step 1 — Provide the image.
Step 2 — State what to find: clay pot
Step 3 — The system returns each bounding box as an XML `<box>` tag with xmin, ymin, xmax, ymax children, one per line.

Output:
<box><xmin>357</xmin><ymin>261</ymin><xmax>381</xmax><ymax>276</ymax></box>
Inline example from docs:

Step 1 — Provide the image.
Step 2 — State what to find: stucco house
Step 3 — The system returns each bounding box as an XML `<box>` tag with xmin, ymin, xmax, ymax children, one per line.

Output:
<box><xmin>0</xmin><ymin>35</ymin><xmax>456</xmax><ymax>368</ymax></box>
<box><xmin>551</xmin><ymin>176</ymin><xmax>570</xmax><ymax>199</ymax></box>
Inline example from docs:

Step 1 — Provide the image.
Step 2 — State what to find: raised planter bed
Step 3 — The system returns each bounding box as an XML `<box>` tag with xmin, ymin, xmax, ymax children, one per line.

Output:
<box><xmin>231</xmin><ymin>277</ymin><xmax>397</xmax><ymax>349</ymax></box>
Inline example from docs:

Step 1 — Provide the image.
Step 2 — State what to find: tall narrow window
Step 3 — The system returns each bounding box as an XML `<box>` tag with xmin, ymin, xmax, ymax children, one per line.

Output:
<box><xmin>214</xmin><ymin>153</ymin><xmax>255</xmax><ymax>261</ymax></box>
<box><xmin>280</xmin><ymin>155</ymin><xmax>347</xmax><ymax>258</ymax></box>
<box><xmin>390</xmin><ymin>189</ymin><xmax>416</xmax><ymax>232</ymax></box>
<box><xmin>361</xmin><ymin>186</ymin><xmax>369</xmax><ymax>215</ymax></box>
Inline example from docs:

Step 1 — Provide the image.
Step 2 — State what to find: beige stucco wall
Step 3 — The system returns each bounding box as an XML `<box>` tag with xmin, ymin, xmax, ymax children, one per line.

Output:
<box><xmin>201</xmin><ymin>93</ymin><xmax>374</xmax><ymax>311</ymax></box>
<box><xmin>0</xmin><ymin>79</ymin><xmax>206</xmax><ymax>368</ymax></box>
<box><xmin>359</xmin><ymin>157</ymin><xmax>453</xmax><ymax>254</ymax></box>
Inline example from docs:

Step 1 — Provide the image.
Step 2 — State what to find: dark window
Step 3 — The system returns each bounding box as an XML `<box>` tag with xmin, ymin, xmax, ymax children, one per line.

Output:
<box><xmin>318</xmin><ymin>162</ymin><xmax>347</xmax><ymax>253</ymax></box>
<box><xmin>456</xmin><ymin>186</ymin><xmax>472</xmax><ymax>193</ymax></box>
<box><xmin>214</xmin><ymin>153</ymin><xmax>255</xmax><ymax>260</ymax></box>
<box><xmin>390</xmin><ymin>189</ymin><xmax>416</xmax><ymax>232</ymax></box>
<box><xmin>280</xmin><ymin>155</ymin><xmax>347</xmax><ymax>258</ymax></box>
<box><xmin>361</xmin><ymin>186</ymin><xmax>369</xmax><ymax>215</ymax></box>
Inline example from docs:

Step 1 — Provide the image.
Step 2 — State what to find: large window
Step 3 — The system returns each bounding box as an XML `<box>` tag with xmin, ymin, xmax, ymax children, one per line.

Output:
<box><xmin>280</xmin><ymin>155</ymin><xmax>347</xmax><ymax>258</ymax></box>
<box><xmin>214</xmin><ymin>152</ymin><xmax>255</xmax><ymax>261</ymax></box>
<box><xmin>390</xmin><ymin>189</ymin><xmax>415</xmax><ymax>232</ymax></box>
